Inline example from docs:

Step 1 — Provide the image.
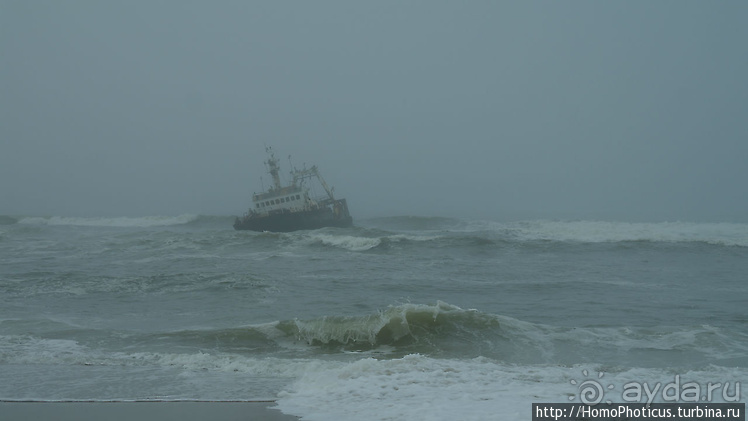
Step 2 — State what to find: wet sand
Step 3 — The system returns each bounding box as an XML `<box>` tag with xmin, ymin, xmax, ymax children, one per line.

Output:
<box><xmin>0</xmin><ymin>401</ymin><xmax>300</xmax><ymax>421</ymax></box>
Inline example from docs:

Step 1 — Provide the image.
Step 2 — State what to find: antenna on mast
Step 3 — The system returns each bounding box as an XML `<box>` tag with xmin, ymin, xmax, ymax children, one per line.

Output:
<box><xmin>264</xmin><ymin>145</ymin><xmax>282</xmax><ymax>190</ymax></box>
<box><xmin>288</xmin><ymin>155</ymin><xmax>298</xmax><ymax>186</ymax></box>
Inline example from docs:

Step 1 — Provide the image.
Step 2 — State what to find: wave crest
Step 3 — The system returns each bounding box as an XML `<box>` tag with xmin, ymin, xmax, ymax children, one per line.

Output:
<box><xmin>357</xmin><ymin>218</ymin><xmax>748</xmax><ymax>247</ymax></box>
<box><xmin>305</xmin><ymin>233</ymin><xmax>382</xmax><ymax>251</ymax></box>
<box><xmin>269</xmin><ymin>301</ymin><xmax>748</xmax><ymax>366</ymax></box>
<box><xmin>277</xmin><ymin>301</ymin><xmax>501</xmax><ymax>350</ymax></box>
<box><xmin>508</xmin><ymin>220</ymin><xmax>748</xmax><ymax>247</ymax></box>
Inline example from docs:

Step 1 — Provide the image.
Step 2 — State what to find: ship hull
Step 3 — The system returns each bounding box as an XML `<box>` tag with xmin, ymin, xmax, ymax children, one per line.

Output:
<box><xmin>233</xmin><ymin>207</ymin><xmax>352</xmax><ymax>232</ymax></box>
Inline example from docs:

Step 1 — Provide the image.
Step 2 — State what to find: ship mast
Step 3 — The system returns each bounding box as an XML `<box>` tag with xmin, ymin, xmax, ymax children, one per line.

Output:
<box><xmin>312</xmin><ymin>166</ymin><xmax>335</xmax><ymax>201</ymax></box>
<box><xmin>265</xmin><ymin>146</ymin><xmax>282</xmax><ymax>190</ymax></box>
<box><xmin>293</xmin><ymin>165</ymin><xmax>335</xmax><ymax>201</ymax></box>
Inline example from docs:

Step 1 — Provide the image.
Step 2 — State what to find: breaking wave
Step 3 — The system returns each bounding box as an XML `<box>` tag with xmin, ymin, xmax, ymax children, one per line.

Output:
<box><xmin>14</xmin><ymin>293</ymin><xmax>740</xmax><ymax>366</ymax></box>
<box><xmin>304</xmin><ymin>233</ymin><xmax>383</xmax><ymax>251</ymax></box>
<box><xmin>2</xmin><ymin>301</ymin><xmax>745</xmax><ymax>403</ymax></box>
<box><xmin>359</xmin><ymin>217</ymin><xmax>748</xmax><ymax>247</ymax></box>
<box><xmin>90</xmin><ymin>301</ymin><xmax>741</xmax><ymax>367</ymax></box>
<box><xmin>502</xmin><ymin>220</ymin><xmax>748</xmax><ymax>247</ymax></box>
<box><xmin>14</xmin><ymin>301</ymin><xmax>742</xmax><ymax>367</ymax></box>
<box><xmin>268</xmin><ymin>302</ymin><xmax>746</xmax><ymax>366</ymax></box>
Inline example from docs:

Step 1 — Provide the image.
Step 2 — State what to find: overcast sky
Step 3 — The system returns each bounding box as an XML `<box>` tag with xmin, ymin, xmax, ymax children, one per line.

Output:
<box><xmin>2</xmin><ymin>1</ymin><xmax>746</xmax><ymax>221</ymax></box>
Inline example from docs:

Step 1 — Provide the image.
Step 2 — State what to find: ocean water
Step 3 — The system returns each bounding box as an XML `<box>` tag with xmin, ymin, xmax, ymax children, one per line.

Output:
<box><xmin>1</xmin><ymin>215</ymin><xmax>746</xmax><ymax>419</ymax></box>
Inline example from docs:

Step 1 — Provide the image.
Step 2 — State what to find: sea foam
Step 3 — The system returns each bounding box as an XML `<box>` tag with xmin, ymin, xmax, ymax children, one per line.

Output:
<box><xmin>514</xmin><ymin>220</ymin><xmax>748</xmax><ymax>246</ymax></box>
<box><xmin>304</xmin><ymin>233</ymin><xmax>382</xmax><ymax>251</ymax></box>
<box><xmin>275</xmin><ymin>355</ymin><xmax>747</xmax><ymax>421</ymax></box>
<box><xmin>450</xmin><ymin>220</ymin><xmax>748</xmax><ymax>247</ymax></box>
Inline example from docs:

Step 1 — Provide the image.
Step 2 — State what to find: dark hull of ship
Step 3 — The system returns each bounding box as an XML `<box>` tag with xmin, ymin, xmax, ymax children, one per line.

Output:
<box><xmin>233</xmin><ymin>207</ymin><xmax>353</xmax><ymax>232</ymax></box>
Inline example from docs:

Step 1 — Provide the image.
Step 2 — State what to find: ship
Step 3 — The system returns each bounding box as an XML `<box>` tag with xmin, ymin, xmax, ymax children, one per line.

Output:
<box><xmin>233</xmin><ymin>147</ymin><xmax>353</xmax><ymax>232</ymax></box>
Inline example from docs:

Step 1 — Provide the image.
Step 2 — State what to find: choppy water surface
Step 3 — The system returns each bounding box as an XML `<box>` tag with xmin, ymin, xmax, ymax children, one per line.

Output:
<box><xmin>1</xmin><ymin>215</ymin><xmax>746</xmax><ymax>419</ymax></box>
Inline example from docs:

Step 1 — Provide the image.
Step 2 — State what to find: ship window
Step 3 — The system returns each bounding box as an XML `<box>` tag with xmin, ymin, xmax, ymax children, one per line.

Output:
<box><xmin>275</xmin><ymin>199</ymin><xmax>280</xmax><ymax>204</ymax></box>
<box><xmin>296</xmin><ymin>194</ymin><xmax>301</xmax><ymax>200</ymax></box>
<box><xmin>256</xmin><ymin>204</ymin><xmax>260</xmax><ymax>208</ymax></box>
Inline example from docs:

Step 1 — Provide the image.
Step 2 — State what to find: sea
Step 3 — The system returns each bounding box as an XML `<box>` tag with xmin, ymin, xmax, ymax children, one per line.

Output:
<box><xmin>1</xmin><ymin>214</ymin><xmax>746</xmax><ymax>420</ymax></box>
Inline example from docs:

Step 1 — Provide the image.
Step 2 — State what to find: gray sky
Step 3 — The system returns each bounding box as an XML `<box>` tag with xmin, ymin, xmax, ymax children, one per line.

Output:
<box><xmin>2</xmin><ymin>1</ymin><xmax>747</xmax><ymax>221</ymax></box>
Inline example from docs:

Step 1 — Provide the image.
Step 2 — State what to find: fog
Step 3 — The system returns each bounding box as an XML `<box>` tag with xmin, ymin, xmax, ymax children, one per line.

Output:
<box><xmin>2</xmin><ymin>1</ymin><xmax>747</xmax><ymax>221</ymax></box>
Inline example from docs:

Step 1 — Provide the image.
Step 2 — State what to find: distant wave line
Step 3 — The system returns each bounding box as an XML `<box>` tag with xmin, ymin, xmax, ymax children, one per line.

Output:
<box><xmin>15</xmin><ymin>214</ymin><xmax>202</xmax><ymax>228</ymax></box>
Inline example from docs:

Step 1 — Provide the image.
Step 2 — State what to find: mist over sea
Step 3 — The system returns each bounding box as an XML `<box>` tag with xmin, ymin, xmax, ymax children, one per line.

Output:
<box><xmin>1</xmin><ymin>214</ymin><xmax>746</xmax><ymax>419</ymax></box>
